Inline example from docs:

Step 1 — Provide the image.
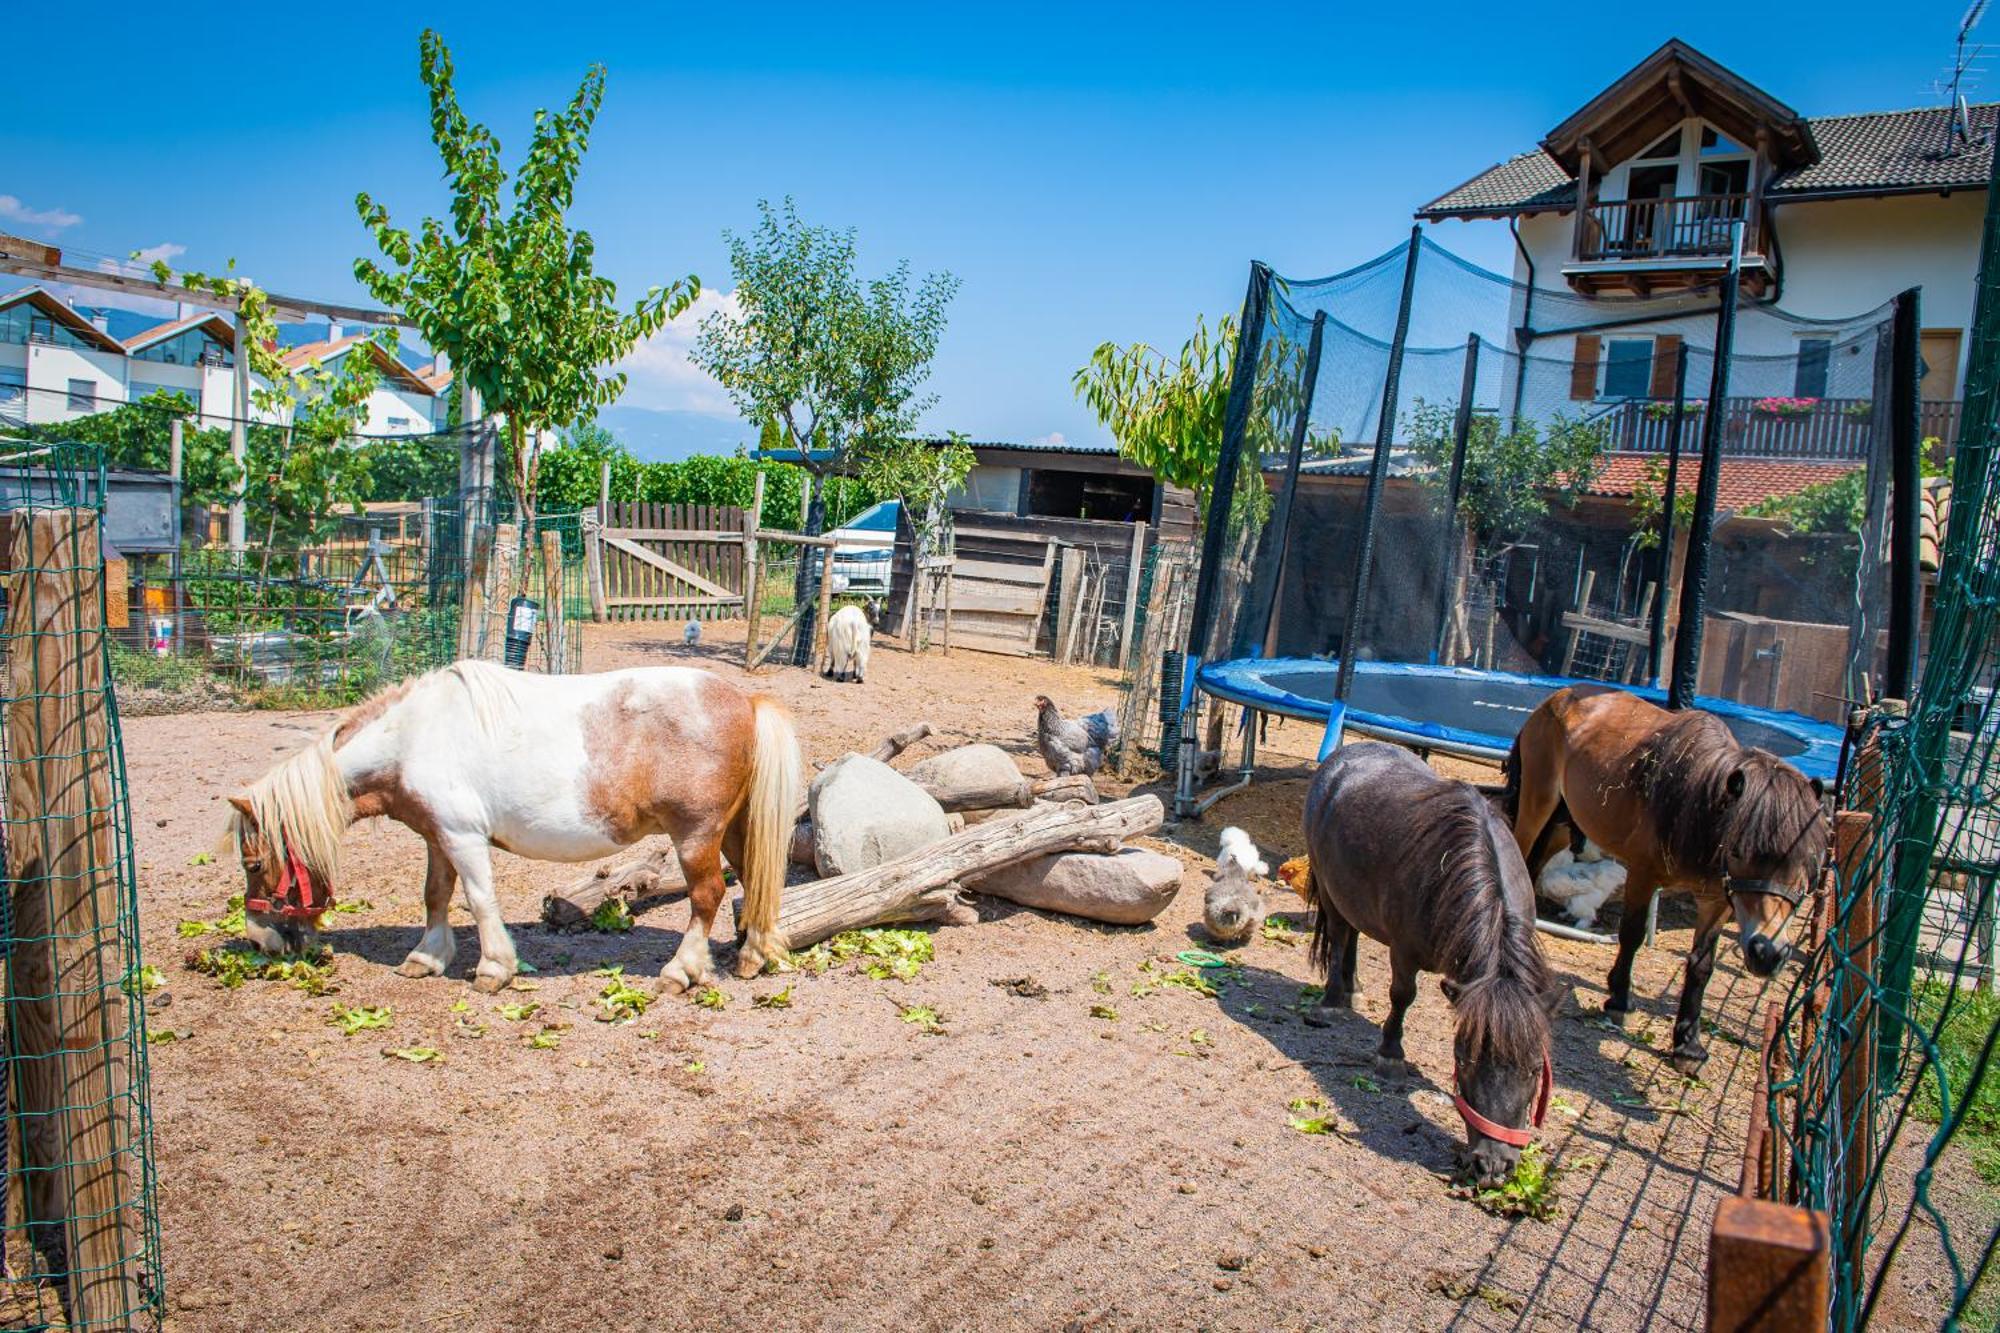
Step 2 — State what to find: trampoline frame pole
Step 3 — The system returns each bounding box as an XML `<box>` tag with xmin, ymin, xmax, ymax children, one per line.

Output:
<box><xmin>1646</xmin><ymin>341</ymin><xmax>1690</xmax><ymax>687</ymax></box>
<box><xmin>1885</xmin><ymin>287</ymin><xmax>1922</xmax><ymax>699</ymax></box>
<box><xmin>1668</xmin><ymin>222</ymin><xmax>1744</xmax><ymax>711</ymax></box>
<box><xmin>1179</xmin><ymin>261</ymin><xmax>1272</xmax><ymax>816</ymax></box>
<box><xmin>1336</xmin><ymin>224</ymin><xmax>1424</xmax><ymax>701</ymax></box>
<box><xmin>1244</xmin><ymin>311</ymin><xmax>1327</xmax><ymax>660</ymax></box>
<box><xmin>1431</xmin><ymin>332</ymin><xmax>1482</xmax><ymax>664</ymax></box>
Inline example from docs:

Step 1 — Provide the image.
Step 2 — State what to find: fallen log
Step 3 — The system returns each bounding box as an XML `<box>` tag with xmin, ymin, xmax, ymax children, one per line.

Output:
<box><xmin>1031</xmin><ymin>774</ymin><xmax>1100</xmax><ymax>805</ymax></box>
<box><xmin>774</xmin><ymin>794</ymin><xmax>1165</xmax><ymax>949</ymax></box>
<box><xmin>869</xmin><ymin>722</ymin><xmax>934</xmax><ymax>765</ymax></box>
<box><xmin>542</xmin><ymin>848</ymin><xmax>686</xmax><ymax>930</ymax></box>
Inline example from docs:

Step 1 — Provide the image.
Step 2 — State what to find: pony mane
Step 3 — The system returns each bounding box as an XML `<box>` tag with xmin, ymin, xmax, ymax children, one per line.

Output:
<box><xmin>443</xmin><ymin>659</ymin><xmax>525</xmax><ymax>736</ymax></box>
<box><xmin>1422</xmin><ymin>783</ymin><xmax>1552</xmax><ymax>1068</ymax></box>
<box><xmin>1634</xmin><ymin>711</ymin><xmax>1827</xmax><ymax>879</ymax></box>
<box><xmin>229</xmin><ymin>733</ymin><xmax>351</xmax><ymax>889</ymax></box>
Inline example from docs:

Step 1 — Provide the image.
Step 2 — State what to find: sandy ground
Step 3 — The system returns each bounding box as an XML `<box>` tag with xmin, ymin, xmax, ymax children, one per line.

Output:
<box><xmin>120</xmin><ymin>619</ymin><xmax>1950</xmax><ymax>1331</ymax></box>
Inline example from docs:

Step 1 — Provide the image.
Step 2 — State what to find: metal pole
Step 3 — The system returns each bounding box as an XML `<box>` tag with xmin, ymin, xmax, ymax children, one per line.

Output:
<box><xmin>1668</xmin><ymin>223</ymin><xmax>1744</xmax><ymax>710</ymax></box>
<box><xmin>1647</xmin><ymin>342</ymin><xmax>1690</xmax><ymax>686</ymax></box>
<box><xmin>1184</xmin><ymin>261</ymin><xmax>1273</xmax><ymax>667</ymax></box>
<box><xmin>1243</xmin><ymin>311</ymin><xmax>1326</xmax><ymax>660</ymax></box>
<box><xmin>1336</xmin><ymin>224</ymin><xmax>1423</xmax><ymax>700</ymax></box>
<box><xmin>1885</xmin><ymin>288</ymin><xmax>1923</xmax><ymax>699</ymax></box>
<box><xmin>1431</xmin><ymin>332</ymin><xmax>1481</xmax><ymax>663</ymax></box>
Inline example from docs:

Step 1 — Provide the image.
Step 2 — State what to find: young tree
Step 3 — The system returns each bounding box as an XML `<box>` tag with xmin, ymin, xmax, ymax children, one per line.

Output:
<box><xmin>691</xmin><ymin>198</ymin><xmax>959</xmax><ymax>537</ymax></box>
<box><xmin>353</xmin><ymin>30</ymin><xmax>696</xmax><ymax>573</ymax></box>
<box><xmin>856</xmin><ymin>432</ymin><xmax>976</xmax><ymax>560</ymax></box>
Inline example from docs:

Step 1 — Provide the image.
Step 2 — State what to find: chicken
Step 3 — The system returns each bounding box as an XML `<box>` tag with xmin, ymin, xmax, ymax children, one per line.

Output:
<box><xmin>684</xmin><ymin>620</ymin><xmax>701</xmax><ymax>646</ymax></box>
<box><xmin>1034</xmin><ymin>695</ymin><xmax>1119</xmax><ymax>777</ymax></box>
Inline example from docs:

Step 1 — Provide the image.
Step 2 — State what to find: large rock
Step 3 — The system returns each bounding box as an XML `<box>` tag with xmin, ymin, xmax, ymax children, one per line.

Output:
<box><xmin>967</xmin><ymin>847</ymin><xmax>1184</xmax><ymax>925</ymax></box>
<box><xmin>904</xmin><ymin>744</ymin><xmax>1033</xmax><ymax>812</ymax></box>
<box><xmin>809</xmin><ymin>753</ymin><xmax>952</xmax><ymax>878</ymax></box>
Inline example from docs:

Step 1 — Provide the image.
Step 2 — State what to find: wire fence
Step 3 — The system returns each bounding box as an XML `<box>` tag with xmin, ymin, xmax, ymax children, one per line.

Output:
<box><xmin>0</xmin><ymin>443</ymin><xmax>163</xmax><ymax>1330</ymax></box>
<box><xmin>1768</xmin><ymin>162</ymin><xmax>2000</xmax><ymax>1329</ymax></box>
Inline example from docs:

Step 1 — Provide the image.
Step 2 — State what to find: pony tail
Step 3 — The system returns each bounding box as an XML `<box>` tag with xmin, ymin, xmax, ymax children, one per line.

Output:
<box><xmin>741</xmin><ymin>696</ymin><xmax>803</xmax><ymax>958</ymax></box>
<box><xmin>1307</xmin><ymin>861</ymin><xmax>1339</xmax><ymax>985</ymax></box>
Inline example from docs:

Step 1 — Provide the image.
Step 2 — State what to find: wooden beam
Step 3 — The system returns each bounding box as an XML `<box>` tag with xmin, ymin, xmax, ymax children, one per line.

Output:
<box><xmin>599</xmin><ymin>535</ymin><xmax>737</xmax><ymax>600</ymax></box>
<box><xmin>3</xmin><ymin>509</ymin><xmax>144</xmax><ymax>1322</ymax></box>
<box><xmin>599</xmin><ymin>528</ymin><xmax>744</xmax><ymax>544</ymax></box>
<box><xmin>0</xmin><ymin>253</ymin><xmax>398</xmax><ymax>326</ymax></box>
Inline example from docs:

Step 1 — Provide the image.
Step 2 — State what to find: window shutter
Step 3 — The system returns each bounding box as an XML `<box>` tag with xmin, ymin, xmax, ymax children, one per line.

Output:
<box><xmin>1571</xmin><ymin>335</ymin><xmax>1601</xmax><ymax>401</ymax></box>
<box><xmin>1650</xmin><ymin>334</ymin><xmax>1682</xmax><ymax>399</ymax></box>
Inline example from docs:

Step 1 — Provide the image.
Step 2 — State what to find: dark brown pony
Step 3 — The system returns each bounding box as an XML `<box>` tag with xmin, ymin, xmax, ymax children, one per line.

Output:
<box><xmin>1506</xmin><ymin>686</ymin><xmax>1828</xmax><ymax>1072</ymax></box>
<box><xmin>1302</xmin><ymin>742</ymin><xmax>1563</xmax><ymax>1186</ymax></box>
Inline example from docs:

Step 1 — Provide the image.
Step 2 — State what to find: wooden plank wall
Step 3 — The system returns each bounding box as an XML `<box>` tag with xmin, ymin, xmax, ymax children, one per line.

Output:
<box><xmin>599</xmin><ymin>502</ymin><xmax>746</xmax><ymax>621</ymax></box>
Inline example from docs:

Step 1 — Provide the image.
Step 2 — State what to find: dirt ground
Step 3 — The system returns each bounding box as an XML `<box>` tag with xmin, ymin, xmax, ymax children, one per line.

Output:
<box><xmin>121</xmin><ymin>619</ymin><xmax>1930</xmax><ymax>1331</ymax></box>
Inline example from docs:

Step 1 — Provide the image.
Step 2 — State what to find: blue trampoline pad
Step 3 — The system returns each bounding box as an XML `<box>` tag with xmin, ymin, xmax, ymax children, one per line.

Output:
<box><xmin>1197</xmin><ymin>658</ymin><xmax>1842</xmax><ymax>781</ymax></box>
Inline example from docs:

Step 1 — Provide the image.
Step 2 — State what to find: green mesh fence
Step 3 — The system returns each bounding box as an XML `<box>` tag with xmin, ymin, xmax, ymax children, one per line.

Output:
<box><xmin>1771</xmin><ymin>160</ymin><xmax>2000</xmax><ymax>1330</ymax></box>
<box><xmin>0</xmin><ymin>443</ymin><xmax>163</xmax><ymax>1330</ymax></box>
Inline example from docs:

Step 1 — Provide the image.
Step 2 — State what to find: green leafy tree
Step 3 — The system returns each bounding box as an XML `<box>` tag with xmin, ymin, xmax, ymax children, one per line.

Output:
<box><xmin>22</xmin><ymin>391</ymin><xmax>241</xmax><ymax>509</ymax></box>
<box><xmin>1074</xmin><ymin>316</ymin><xmax>1333</xmax><ymax>522</ymax></box>
<box><xmin>1628</xmin><ymin>455</ymin><xmax>1697</xmax><ymax>551</ymax></box>
<box><xmin>353</xmin><ymin>30</ymin><xmax>696</xmax><ymax>568</ymax></box>
<box><xmin>246</xmin><ymin>349</ymin><xmax>385</xmax><ymax>557</ymax></box>
<box><xmin>691</xmin><ymin>198</ymin><xmax>958</xmax><ymax>536</ymax></box>
<box><xmin>857</xmin><ymin>433</ymin><xmax>977</xmax><ymax>560</ymax></box>
<box><xmin>1405</xmin><ymin>401</ymin><xmax>1607</xmax><ymax>543</ymax></box>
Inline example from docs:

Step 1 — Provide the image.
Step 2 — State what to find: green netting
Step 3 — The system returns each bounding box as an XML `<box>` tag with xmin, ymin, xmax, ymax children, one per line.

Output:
<box><xmin>1771</xmin><ymin>161</ymin><xmax>2000</xmax><ymax>1330</ymax></box>
<box><xmin>0</xmin><ymin>443</ymin><xmax>163</xmax><ymax>1329</ymax></box>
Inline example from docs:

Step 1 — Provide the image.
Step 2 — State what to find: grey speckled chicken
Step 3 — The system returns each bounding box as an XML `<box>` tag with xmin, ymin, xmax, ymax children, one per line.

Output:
<box><xmin>1034</xmin><ymin>695</ymin><xmax>1119</xmax><ymax>777</ymax></box>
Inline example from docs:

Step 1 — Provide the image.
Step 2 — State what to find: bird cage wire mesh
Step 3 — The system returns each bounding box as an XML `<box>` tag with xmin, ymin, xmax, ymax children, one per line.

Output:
<box><xmin>1767</xmin><ymin>158</ymin><xmax>2000</xmax><ymax>1331</ymax></box>
<box><xmin>1183</xmin><ymin>229</ymin><xmax>1908</xmax><ymax>770</ymax></box>
<box><xmin>0</xmin><ymin>443</ymin><xmax>163</xmax><ymax>1330</ymax></box>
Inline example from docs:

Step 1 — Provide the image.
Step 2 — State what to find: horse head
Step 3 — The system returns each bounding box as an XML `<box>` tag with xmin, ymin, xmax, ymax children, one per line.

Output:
<box><xmin>1441</xmin><ymin>975</ymin><xmax>1564</xmax><ymax>1187</ymax></box>
<box><xmin>225</xmin><ymin>796</ymin><xmax>330</xmax><ymax>956</ymax></box>
<box><xmin>1202</xmin><ymin>827</ymin><xmax>1270</xmax><ymax>943</ymax></box>
<box><xmin>1716</xmin><ymin>756</ymin><xmax>1829</xmax><ymax>977</ymax></box>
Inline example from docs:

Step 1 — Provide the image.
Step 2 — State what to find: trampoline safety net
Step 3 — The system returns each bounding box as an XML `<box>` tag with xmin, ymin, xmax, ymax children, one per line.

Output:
<box><xmin>1193</xmin><ymin>229</ymin><xmax>1914</xmax><ymax>741</ymax></box>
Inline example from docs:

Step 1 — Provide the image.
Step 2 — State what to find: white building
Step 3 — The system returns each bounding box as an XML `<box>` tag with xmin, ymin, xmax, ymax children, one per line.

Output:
<box><xmin>1418</xmin><ymin>39</ymin><xmax>1988</xmax><ymax>437</ymax></box>
<box><xmin>0</xmin><ymin>287</ymin><xmax>450</xmax><ymax>437</ymax></box>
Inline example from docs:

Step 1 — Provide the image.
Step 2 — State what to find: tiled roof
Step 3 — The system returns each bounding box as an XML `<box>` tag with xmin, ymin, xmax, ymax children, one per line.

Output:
<box><xmin>281</xmin><ymin>335</ymin><xmax>439</xmax><ymax>395</ymax></box>
<box><xmin>1584</xmin><ymin>452</ymin><xmax>1858</xmax><ymax>511</ymax></box>
<box><xmin>1420</xmin><ymin>105</ymin><xmax>1999</xmax><ymax>218</ymax></box>
<box><xmin>124</xmin><ymin>312</ymin><xmax>234</xmax><ymax>353</ymax></box>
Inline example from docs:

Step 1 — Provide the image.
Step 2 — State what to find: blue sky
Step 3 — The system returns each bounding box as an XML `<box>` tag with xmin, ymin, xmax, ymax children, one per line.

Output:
<box><xmin>0</xmin><ymin>3</ymin><xmax>1977</xmax><ymax>457</ymax></box>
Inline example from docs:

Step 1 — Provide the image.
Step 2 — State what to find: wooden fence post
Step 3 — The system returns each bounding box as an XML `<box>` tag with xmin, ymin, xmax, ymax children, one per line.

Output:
<box><xmin>812</xmin><ymin>538</ymin><xmax>836</xmax><ymax>672</ymax></box>
<box><xmin>1707</xmin><ymin>1200</ymin><xmax>1830</xmax><ymax>1332</ymax></box>
<box><xmin>541</xmin><ymin>528</ymin><xmax>566</xmax><ymax>674</ymax></box>
<box><xmin>479</xmin><ymin>523</ymin><xmax>520</xmax><ymax>661</ymax></box>
<box><xmin>743</xmin><ymin>472</ymin><xmax>765</xmax><ymax>664</ymax></box>
<box><xmin>459</xmin><ymin>524</ymin><xmax>490</xmax><ymax>659</ymax></box>
<box><xmin>3</xmin><ymin>509</ymin><xmax>143</xmax><ymax>1322</ymax></box>
<box><xmin>1119</xmin><ymin>521</ymin><xmax>1147</xmax><ymax>671</ymax></box>
<box><xmin>584</xmin><ymin>515</ymin><xmax>607</xmax><ymax>625</ymax></box>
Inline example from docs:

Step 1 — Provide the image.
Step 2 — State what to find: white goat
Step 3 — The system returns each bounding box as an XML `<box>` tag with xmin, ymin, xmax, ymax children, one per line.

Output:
<box><xmin>824</xmin><ymin>600</ymin><xmax>879</xmax><ymax>683</ymax></box>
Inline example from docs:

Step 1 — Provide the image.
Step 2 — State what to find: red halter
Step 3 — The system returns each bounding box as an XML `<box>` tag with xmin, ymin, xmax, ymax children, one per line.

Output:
<box><xmin>244</xmin><ymin>836</ymin><xmax>329</xmax><ymax>922</ymax></box>
<box><xmin>1452</xmin><ymin>1049</ymin><xmax>1553</xmax><ymax>1150</ymax></box>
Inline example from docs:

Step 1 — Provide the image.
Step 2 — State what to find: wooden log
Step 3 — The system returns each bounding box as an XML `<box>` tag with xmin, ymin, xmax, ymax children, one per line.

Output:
<box><xmin>2</xmin><ymin>509</ymin><xmax>143</xmax><ymax>1319</ymax></box>
<box><xmin>541</xmin><ymin>848</ymin><xmax>687</xmax><ymax>930</ymax></box>
<box><xmin>774</xmin><ymin>795</ymin><xmax>1164</xmax><ymax>948</ymax></box>
<box><xmin>867</xmin><ymin>722</ymin><xmax>933</xmax><ymax>765</ymax></box>
<box><xmin>1032</xmin><ymin>774</ymin><xmax>1101</xmax><ymax>805</ymax></box>
<box><xmin>772</xmin><ymin>788</ymin><xmax>1168</xmax><ymax>944</ymax></box>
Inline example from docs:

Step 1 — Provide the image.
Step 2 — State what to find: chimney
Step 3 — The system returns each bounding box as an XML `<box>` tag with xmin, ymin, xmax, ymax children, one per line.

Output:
<box><xmin>88</xmin><ymin>309</ymin><xmax>110</xmax><ymax>334</ymax></box>
<box><xmin>326</xmin><ymin>320</ymin><xmax>343</xmax><ymax>343</ymax></box>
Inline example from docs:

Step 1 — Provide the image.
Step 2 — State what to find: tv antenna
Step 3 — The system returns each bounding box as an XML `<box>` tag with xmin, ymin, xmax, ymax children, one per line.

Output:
<box><xmin>1946</xmin><ymin>0</ymin><xmax>1990</xmax><ymax>146</ymax></box>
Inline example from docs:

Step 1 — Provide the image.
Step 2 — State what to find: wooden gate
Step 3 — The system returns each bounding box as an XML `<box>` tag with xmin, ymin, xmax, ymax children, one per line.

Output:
<box><xmin>587</xmin><ymin>502</ymin><xmax>746</xmax><ymax>622</ymax></box>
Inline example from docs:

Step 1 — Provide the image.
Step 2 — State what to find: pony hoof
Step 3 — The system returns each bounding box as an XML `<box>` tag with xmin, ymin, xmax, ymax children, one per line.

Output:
<box><xmin>1372</xmin><ymin>1055</ymin><xmax>1417</xmax><ymax>1082</ymax></box>
<box><xmin>1669</xmin><ymin>1045</ymin><xmax>1708</xmax><ymax>1075</ymax></box>
<box><xmin>732</xmin><ymin>951</ymin><xmax>765</xmax><ymax>981</ymax></box>
<box><xmin>470</xmin><ymin>969</ymin><xmax>511</xmax><ymax>996</ymax></box>
<box><xmin>1603</xmin><ymin>994</ymin><xmax>1633</xmax><ymax>1015</ymax></box>
<box><xmin>1302</xmin><ymin>1003</ymin><xmax>1344</xmax><ymax>1028</ymax></box>
<box><xmin>660</xmin><ymin>961</ymin><xmax>693</xmax><ymax>995</ymax></box>
<box><xmin>395</xmin><ymin>957</ymin><xmax>443</xmax><ymax>979</ymax></box>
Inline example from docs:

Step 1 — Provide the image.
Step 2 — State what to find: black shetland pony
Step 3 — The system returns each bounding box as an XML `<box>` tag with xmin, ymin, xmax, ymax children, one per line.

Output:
<box><xmin>1302</xmin><ymin>743</ymin><xmax>1565</xmax><ymax>1185</ymax></box>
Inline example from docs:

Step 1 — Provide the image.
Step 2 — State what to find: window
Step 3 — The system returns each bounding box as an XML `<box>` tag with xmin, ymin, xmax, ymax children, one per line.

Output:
<box><xmin>0</xmin><ymin>368</ymin><xmax>22</xmax><ymax>425</ymax></box>
<box><xmin>1794</xmin><ymin>339</ymin><xmax>1831</xmax><ymax>399</ymax></box>
<box><xmin>1636</xmin><ymin>129</ymin><xmax>1683</xmax><ymax>161</ymax></box>
<box><xmin>387</xmin><ymin>415</ymin><xmax>412</xmax><ymax>430</ymax></box>
<box><xmin>1602</xmin><ymin>338</ymin><xmax>1655</xmax><ymax>399</ymax></box>
<box><xmin>1700</xmin><ymin>127</ymin><xmax>1747</xmax><ymax>155</ymax></box>
<box><xmin>66</xmin><ymin>378</ymin><xmax>95</xmax><ymax>412</ymax></box>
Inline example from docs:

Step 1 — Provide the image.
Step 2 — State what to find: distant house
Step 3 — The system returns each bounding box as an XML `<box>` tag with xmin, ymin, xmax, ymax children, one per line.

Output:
<box><xmin>273</xmin><ymin>332</ymin><xmax>451</xmax><ymax>437</ymax></box>
<box><xmin>1417</xmin><ymin>38</ymin><xmax>1987</xmax><ymax>474</ymax></box>
<box><xmin>0</xmin><ymin>287</ymin><xmax>450</xmax><ymax>437</ymax></box>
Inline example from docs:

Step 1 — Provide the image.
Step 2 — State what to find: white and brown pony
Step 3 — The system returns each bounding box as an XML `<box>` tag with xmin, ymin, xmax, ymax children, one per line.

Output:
<box><xmin>1505</xmin><ymin>685</ymin><xmax>1828</xmax><ymax>1072</ymax></box>
<box><xmin>225</xmin><ymin>661</ymin><xmax>803</xmax><ymax>993</ymax></box>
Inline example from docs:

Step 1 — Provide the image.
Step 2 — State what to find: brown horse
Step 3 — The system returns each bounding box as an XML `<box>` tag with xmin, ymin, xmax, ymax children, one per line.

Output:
<box><xmin>1505</xmin><ymin>686</ymin><xmax>1828</xmax><ymax>1072</ymax></box>
<box><xmin>225</xmin><ymin>661</ymin><xmax>803</xmax><ymax>993</ymax></box>
<box><xmin>1302</xmin><ymin>743</ymin><xmax>1563</xmax><ymax>1186</ymax></box>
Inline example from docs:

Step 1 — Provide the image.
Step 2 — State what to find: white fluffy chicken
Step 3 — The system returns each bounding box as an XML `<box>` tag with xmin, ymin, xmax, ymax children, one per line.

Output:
<box><xmin>1536</xmin><ymin>839</ymin><xmax>1627</xmax><ymax>928</ymax></box>
<box><xmin>1033</xmin><ymin>695</ymin><xmax>1119</xmax><ymax>777</ymax></box>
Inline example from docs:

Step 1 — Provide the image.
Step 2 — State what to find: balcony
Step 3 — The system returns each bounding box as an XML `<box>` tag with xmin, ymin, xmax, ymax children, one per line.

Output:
<box><xmin>1567</xmin><ymin>194</ymin><xmax>1773</xmax><ymax>297</ymax></box>
<box><xmin>1593</xmin><ymin>396</ymin><xmax>1963</xmax><ymax>461</ymax></box>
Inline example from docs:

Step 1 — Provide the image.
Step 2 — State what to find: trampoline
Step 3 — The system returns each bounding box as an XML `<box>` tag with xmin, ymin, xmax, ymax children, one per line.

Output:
<box><xmin>1198</xmin><ymin>657</ymin><xmax>1843</xmax><ymax>781</ymax></box>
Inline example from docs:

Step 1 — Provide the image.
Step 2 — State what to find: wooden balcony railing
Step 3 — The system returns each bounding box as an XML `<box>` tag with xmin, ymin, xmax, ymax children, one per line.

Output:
<box><xmin>1578</xmin><ymin>194</ymin><xmax>1762</xmax><ymax>264</ymax></box>
<box><xmin>1594</xmin><ymin>396</ymin><xmax>1963</xmax><ymax>460</ymax></box>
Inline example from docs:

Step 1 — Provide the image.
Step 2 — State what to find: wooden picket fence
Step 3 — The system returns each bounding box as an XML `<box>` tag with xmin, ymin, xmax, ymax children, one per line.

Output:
<box><xmin>588</xmin><ymin>502</ymin><xmax>747</xmax><ymax>622</ymax></box>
